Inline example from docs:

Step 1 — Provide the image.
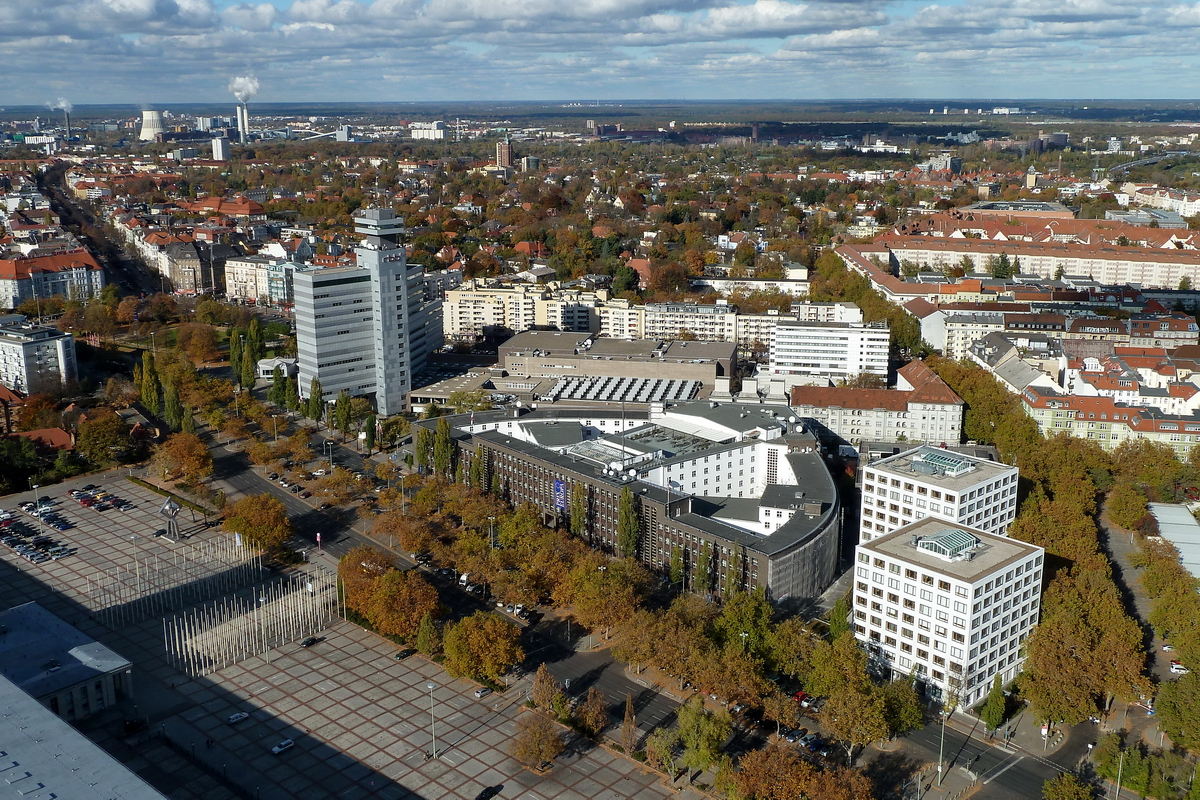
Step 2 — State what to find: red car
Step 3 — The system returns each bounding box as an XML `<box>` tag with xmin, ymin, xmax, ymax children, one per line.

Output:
<box><xmin>793</xmin><ymin>691</ymin><xmax>809</xmax><ymax>704</ymax></box>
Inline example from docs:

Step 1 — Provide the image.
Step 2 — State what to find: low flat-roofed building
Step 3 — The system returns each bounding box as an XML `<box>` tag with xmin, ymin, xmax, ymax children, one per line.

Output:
<box><xmin>0</xmin><ymin>602</ymin><xmax>133</xmax><ymax>721</ymax></box>
<box><xmin>0</xmin><ymin>672</ymin><xmax>167</xmax><ymax>799</ymax></box>
<box><xmin>414</xmin><ymin>401</ymin><xmax>841</xmax><ymax>602</ymax></box>
<box><xmin>853</xmin><ymin>516</ymin><xmax>1045</xmax><ymax>703</ymax></box>
<box><xmin>1148</xmin><ymin>503</ymin><xmax>1200</xmax><ymax>582</ymax></box>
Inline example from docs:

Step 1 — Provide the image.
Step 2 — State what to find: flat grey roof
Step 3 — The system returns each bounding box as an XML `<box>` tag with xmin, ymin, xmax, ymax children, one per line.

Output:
<box><xmin>860</xmin><ymin>516</ymin><xmax>1043</xmax><ymax>582</ymax></box>
<box><xmin>0</xmin><ymin>673</ymin><xmax>168</xmax><ymax>800</ymax></box>
<box><xmin>1149</xmin><ymin>503</ymin><xmax>1200</xmax><ymax>582</ymax></box>
<box><xmin>868</xmin><ymin>445</ymin><xmax>1014</xmax><ymax>490</ymax></box>
<box><xmin>0</xmin><ymin>602</ymin><xmax>132</xmax><ymax>700</ymax></box>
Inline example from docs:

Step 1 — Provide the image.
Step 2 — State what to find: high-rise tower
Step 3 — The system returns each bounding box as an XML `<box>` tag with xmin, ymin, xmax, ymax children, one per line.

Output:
<box><xmin>496</xmin><ymin>136</ymin><xmax>514</xmax><ymax>169</ymax></box>
<box><xmin>294</xmin><ymin>208</ymin><xmax>441</xmax><ymax>417</ymax></box>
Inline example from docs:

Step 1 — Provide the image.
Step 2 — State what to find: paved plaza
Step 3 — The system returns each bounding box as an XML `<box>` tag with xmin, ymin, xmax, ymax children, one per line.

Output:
<box><xmin>0</xmin><ymin>473</ymin><xmax>677</xmax><ymax>800</ymax></box>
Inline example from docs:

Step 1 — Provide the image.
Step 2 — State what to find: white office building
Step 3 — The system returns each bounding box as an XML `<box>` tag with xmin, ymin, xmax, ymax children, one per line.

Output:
<box><xmin>410</xmin><ymin>121</ymin><xmax>447</xmax><ymax>140</ymax></box>
<box><xmin>853</xmin><ymin>517</ymin><xmax>1045</xmax><ymax>703</ymax></box>
<box><xmin>644</xmin><ymin>301</ymin><xmax>739</xmax><ymax>342</ymax></box>
<box><xmin>294</xmin><ymin>208</ymin><xmax>441</xmax><ymax>416</ymax></box>
<box><xmin>858</xmin><ymin>446</ymin><xmax>1019</xmax><ymax>543</ymax></box>
<box><xmin>769</xmin><ymin>320</ymin><xmax>890</xmax><ymax>380</ymax></box>
<box><xmin>0</xmin><ymin>319</ymin><xmax>77</xmax><ymax>394</ymax></box>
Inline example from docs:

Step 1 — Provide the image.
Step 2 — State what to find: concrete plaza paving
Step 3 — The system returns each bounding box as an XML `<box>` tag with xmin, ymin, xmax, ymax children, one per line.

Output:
<box><xmin>0</xmin><ymin>473</ymin><xmax>676</xmax><ymax>800</ymax></box>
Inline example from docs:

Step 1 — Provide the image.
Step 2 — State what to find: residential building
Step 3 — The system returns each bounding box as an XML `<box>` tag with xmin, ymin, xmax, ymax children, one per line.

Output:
<box><xmin>943</xmin><ymin>313</ymin><xmax>1006</xmax><ymax>361</ymax></box>
<box><xmin>1020</xmin><ymin>385</ymin><xmax>1200</xmax><ymax>456</ymax></box>
<box><xmin>496</xmin><ymin>137</ymin><xmax>514</xmax><ymax>169</ymax></box>
<box><xmin>0</xmin><ymin>319</ymin><xmax>77</xmax><ymax>393</ymax></box>
<box><xmin>858</xmin><ymin>445</ymin><xmax>1019</xmax><ymax>543</ymax></box>
<box><xmin>443</xmin><ymin>282</ymin><xmax>540</xmax><ymax>340</ymax></box>
<box><xmin>0</xmin><ymin>250</ymin><xmax>105</xmax><ymax>309</ymax></box>
<box><xmin>769</xmin><ymin>320</ymin><xmax>890</xmax><ymax>380</ymax></box>
<box><xmin>644</xmin><ymin>301</ymin><xmax>739</xmax><ymax>342</ymax></box>
<box><xmin>211</xmin><ymin>137</ymin><xmax>230</xmax><ymax>161</ymax></box>
<box><xmin>413</xmin><ymin>401</ymin><xmax>842</xmax><ymax>601</ymax></box>
<box><xmin>852</xmin><ymin>517</ymin><xmax>1045</xmax><ymax>703</ymax></box>
<box><xmin>791</xmin><ymin>361</ymin><xmax>964</xmax><ymax>446</ymax></box>
<box><xmin>294</xmin><ymin>208</ymin><xmax>441</xmax><ymax>416</ymax></box>
<box><xmin>598</xmin><ymin>298</ymin><xmax>646</xmax><ymax>340</ymax></box>
<box><xmin>224</xmin><ymin>254</ymin><xmax>278</xmax><ymax>304</ymax></box>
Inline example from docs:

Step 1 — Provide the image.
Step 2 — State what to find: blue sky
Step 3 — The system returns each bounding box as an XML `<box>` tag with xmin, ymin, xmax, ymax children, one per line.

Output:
<box><xmin>4</xmin><ymin>0</ymin><xmax>1200</xmax><ymax>105</ymax></box>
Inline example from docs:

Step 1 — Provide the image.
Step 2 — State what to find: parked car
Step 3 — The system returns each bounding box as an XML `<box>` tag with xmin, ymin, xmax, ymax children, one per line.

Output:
<box><xmin>227</xmin><ymin>712</ymin><xmax>250</xmax><ymax>724</ymax></box>
<box><xmin>300</xmin><ymin>490</ymin><xmax>311</xmax><ymax>499</ymax></box>
<box><xmin>1170</xmin><ymin>661</ymin><xmax>1191</xmax><ymax>674</ymax></box>
<box><xmin>299</xmin><ymin>637</ymin><xmax>318</xmax><ymax>648</ymax></box>
<box><xmin>393</xmin><ymin>649</ymin><xmax>416</xmax><ymax>661</ymax></box>
<box><xmin>271</xmin><ymin>739</ymin><xmax>295</xmax><ymax>754</ymax></box>
<box><xmin>1163</xmin><ymin>644</ymin><xmax>1175</xmax><ymax>652</ymax></box>
<box><xmin>474</xmin><ymin>687</ymin><xmax>493</xmax><ymax>699</ymax></box>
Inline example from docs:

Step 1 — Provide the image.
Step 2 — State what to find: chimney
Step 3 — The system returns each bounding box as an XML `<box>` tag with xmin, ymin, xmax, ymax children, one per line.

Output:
<box><xmin>63</xmin><ymin>110</ymin><xmax>70</xmax><ymax>143</ymax></box>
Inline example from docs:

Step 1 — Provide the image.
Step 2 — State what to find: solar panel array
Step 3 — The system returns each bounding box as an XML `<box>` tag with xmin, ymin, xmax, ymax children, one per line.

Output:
<box><xmin>544</xmin><ymin>376</ymin><xmax>701</xmax><ymax>404</ymax></box>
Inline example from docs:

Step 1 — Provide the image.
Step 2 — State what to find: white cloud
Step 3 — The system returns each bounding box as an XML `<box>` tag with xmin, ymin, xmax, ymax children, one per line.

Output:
<box><xmin>1</xmin><ymin>0</ymin><xmax>1200</xmax><ymax>101</ymax></box>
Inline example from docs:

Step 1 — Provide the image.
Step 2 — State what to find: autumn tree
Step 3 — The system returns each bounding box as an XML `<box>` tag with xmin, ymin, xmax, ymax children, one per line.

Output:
<box><xmin>442</xmin><ymin>611</ymin><xmax>524</xmax><ymax>683</ymax></box>
<box><xmin>416</xmin><ymin>611</ymin><xmax>442</xmax><ymax>655</ymax></box>
<box><xmin>880</xmin><ymin>677</ymin><xmax>924</xmax><ymax>737</ymax></box>
<box><xmin>75</xmin><ymin>410</ymin><xmax>132</xmax><ymax>466</ymax></box>
<box><xmin>338</xmin><ymin>545</ymin><xmax>396</xmax><ymax>612</ymax></box>
<box><xmin>622</xmin><ymin>694</ymin><xmax>637</xmax><ymax>752</ymax></box>
<box><xmin>770</xmin><ymin>616</ymin><xmax>819</xmax><ymax>680</ymax></box>
<box><xmin>1155</xmin><ymin>672</ymin><xmax>1200</xmax><ymax>750</ymax></box>
<box><xmin>510</xmin><ymin>713</ymin><xmax>564</xmax><ymax>766</ymax></box>
<box><xmin>222</xmin><ymin>494</ymin><xmax>292</xmax><ymax>552</ymax></box>
<box><xmin>366</xmin><ymin>569</ymin><xmax>439</xmax><ymax>639</ymax></box>
<box><xmin>806</xmin><ymin>633</ymin><xmax>870</xmax><ymax>697</ymax></box>
<box><xmin>569</xmin><ymin>481</ymin><xmax>588</xmax><ymax>539</ymax></box>
<box><xmin>140</xmin><ymin>350</ymin><xmax>161</xmax><ymax>416</ymax></box>
<box><xmin>152</xmin><ymin>433</ymin><xmax>213</xmax><ymax>484</ymax></box>
<box><xmin>761</xmin><ymin>691</ymin><xmax>799</xmax><ymax>736</ymax></box>
<box><xmin>532</xmin><ymin>663</ymin><xmax>559</xmax><ymax>712</ymax></box>
<box><xmin>1107</xmin><ymin>483</ymin><xmax>1148</xmax><ymax>531</ymax></box>
<box><xmin>578</xmin><ymin>687</ymin><xmax>609</xmax><ymax>738</ymax></box>
<box><xmin>1042</xmin><ymin>773</ymin><xmax>1095</xmax><ymax>800</ymax></box>
<box><xmin>822</xmin><ymin>685</ymin><xmax>888</xmax><ymax>765</ymax></box>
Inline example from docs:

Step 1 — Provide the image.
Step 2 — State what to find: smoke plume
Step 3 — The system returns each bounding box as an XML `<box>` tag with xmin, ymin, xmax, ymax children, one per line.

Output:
<box><xmin>47</xmin><ymin>97</ymin><xmax>73</xmax><ymax>113</ymax></box>
<box><xmin>228</xmin><ymin>76</ymin><xmax>259</xmax><ymax>103</ymax></box>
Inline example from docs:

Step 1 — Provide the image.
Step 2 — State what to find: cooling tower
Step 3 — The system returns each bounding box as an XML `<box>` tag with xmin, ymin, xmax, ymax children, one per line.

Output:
<box><xmin>139</xmin><ymin>110</ymin><xmax>166</xmax><ymax>142</ymax></box>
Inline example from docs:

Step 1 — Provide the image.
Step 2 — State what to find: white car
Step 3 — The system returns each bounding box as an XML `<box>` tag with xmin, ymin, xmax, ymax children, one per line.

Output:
<box><xmin>313</xmin><ymin>469</ymin><xmax>326</xmax><ymax>477</ymax></box>
<box><xmin>227</xmin><ymin>712</ymin><xmax>250</xmax><ymax>724</ymax></box>
<box><xmin>1170</xmin><ymin>661</ymin><xmax>1190</xmax><ymax>675</ymax></box>
<box><xmin>272</xmin><ymin>739</ymin><xmax>295</xmax><ymax>754</ymax></box>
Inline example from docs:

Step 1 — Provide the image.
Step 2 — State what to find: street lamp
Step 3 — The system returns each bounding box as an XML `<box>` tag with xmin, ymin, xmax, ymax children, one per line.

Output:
<box><xmin>400</xmin><ymin>473</ymin><xmax>407</xmax><ymax>515</ymax></box>
<box><xmin>488</xmin><ymin>516</ymin><xmax>496</xmax><ymax>550</ymax></box>
<box><xmin>739</xmin><ymin>631</ymin><xmax>749</xmax><ymax>653</ymax></box>
<box><xmin>323</xmin><ymin>440</ymin><xmax>334</xmax><ymax>471</ymax></box>
<box><xmin>426</xmin><ymin>682</ymin><xmax>438</xmax><ymax>759</ymax></box>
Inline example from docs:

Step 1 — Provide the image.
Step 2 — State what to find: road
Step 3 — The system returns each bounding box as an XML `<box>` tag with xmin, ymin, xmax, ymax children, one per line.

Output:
<box><xmin>213</xmin><ymin>437</ymin><xmax>687</xmax><ymax>740</ymax></box>
<box><xmin>899</xmin><ymin>715</ymin><xmax>1093</xmax><ymax>799</ymax></box>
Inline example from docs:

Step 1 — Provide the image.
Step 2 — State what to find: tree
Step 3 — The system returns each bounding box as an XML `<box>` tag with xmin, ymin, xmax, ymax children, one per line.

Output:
<box><xmin>1107</xmin><ymin>484</ymin><xmax>1148</xmax><ymax>530</ymax></box>
<box><xmin>578</xmin><ymin>687</ymin><xmax>609</xmax><ymax>738</ymax></box>
<box><xmin>669</xmin><ymin>545</ymin><xmax>684</xmax><ymax>591</ymax></box>
<box><xmin>1042</xmin><ymin>773</ymin><xmax>1095</xmax><ymax>800</ymax></box>
<box><xmin>239</xmin><ymin>350</ymin><xmax>257</xmax><ymax>391</ymax></box>
<box><xmin>644</xmin><ymin>727</ymin><xmax>679</xmax><ymax>774</ymax></box>
<box><xmin>268</xmin><ymin>365</ymin><xmax>285</xmax><ymax>406</ymax></box>
<box><xmin>228</xmin><ymin>330</ymin><xmax>242</xmax><ymax>381</ymax></box>
<box><xmin>442</xmin><ymin>611</ymin><xmax>524</xmax><ymax>683</ymax></box>
<box><xmin>761</xmin><ymin>691</ymin><xmax>799</xmax><ymax>736</ymax></box>
<box><xmin>162</xmin><ymin>380</ymin><xmax>184</xmax><ymax>432</ymax></box>
<box><xmin>339</xmin><ymin>545</ymin><xmax>396</xmax><ymax>612</ymax></box>
<box><xmin>416</xmin><ymin>611</ymin><xmax>442</xmax><ymax>655</ymax></box>
<box><xmin>615</xmin><ymin>486</ymin><xmax>639</xmax><ymax>558</ymax></box>
<box><xmin>140</xmin><ymin>350</ymin><xmax>161</xmax><ymax>416</ymax></box>
<box><xmin>306</xmin><ymin>377</ymin><xmax>324</xmax><ymax>421</ymax></box>
<box><xmin>770</xmin><ymin>617</ymin><xmax>819</xmax><ymax>680</ymax></box>
<box><xmin>676</xmin><ymin>696</ymin><xmax>731</xmax><ymax>771</ymax></box>
<box><xmin>822</xmin><ymin>685</ymin><xmax>888</xmax><ymax>765</ymax></box>
<box><xmin>433</xmin><ymin>417</ymin><xmax>454</xmax><ymax>476</ymax></box>
<box><xmin>75</xmin><ymin>410</ymin><xmax>132</xmax><ymax>466</ymax></box>
<box><xmin>714</xmin><ymin>588</ymin><xmax>774</xmax><ymax>659</ymax></box>
<box><xmin>414</xmin><ymin>426</ymin><xmax>433</xmax><ymax>472</ymax></box>
<box><xmin>1155</xmin><ymin>672</ymin><xmax>1200</xmax><ymax>750</ymax></box>
<box><xmin>116</xmin><ymin>296</ymin><xmax>141</xmax><ymax>324</ymax></box>
<box><xmin>828</xmin><ymin>594</ymin><xmax>852</xmax><ymax>640</ymax></box>
<box><xmin>222</xmin><ymin>494</ymin><xmax>292</xmax><ymax>552</ymax></box>
<box><xmin>880</xmin><ymin>678</ymin><xmax>924</xmax><ymax>737</ymax></box>
<box><xmin>980</xmin><ymin>675</ymin><xmax>1007</xmax><ymax>733</ymax></box>
<box><xmin>694</xmin><ymin>541</ymin><xmax>712</xmax><ymax>594</ymax></box>
<box><xmin>570</xmin><ymin>481</ymin><xmax>587</xmax><ymax>539</ymax></box>
<box><xmin>510</xmin><ymin>713</ymin><xmax>564</xmax><ymax>766</ymax></box>
<box><xmin>366</xmin><ymin>569</ymin><xmax>439</xmax><ymax>639</ymax></box>
<box><xmin>621</xmin><ymin>694</ymin><xmax>637</xmax><ymax>752</ymax></box>
<box><xmin>152</xmin><ymin>433</ymin><xmax>214</xmax><ymax>484</ymax></box>
<box><xmin>532</xmin><ymin>663</ymin><xmax>559</xmax><ymax>712</ymax></box>
<box><xmin>806</xmin><ymin>633</ymin><xmax>870</xmax><ymax>697</ymax></box>
<box><xmin>363</xmin><ymin>414</ymin><xmax>376</xmax><ymax>454</ymax></box>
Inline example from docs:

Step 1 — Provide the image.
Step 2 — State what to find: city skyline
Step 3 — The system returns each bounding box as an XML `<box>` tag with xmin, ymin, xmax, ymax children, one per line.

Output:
<box><xmin>7</xmin><ymin>0</ymin><xmax>1200</xmax><ymax>104</ymax></box>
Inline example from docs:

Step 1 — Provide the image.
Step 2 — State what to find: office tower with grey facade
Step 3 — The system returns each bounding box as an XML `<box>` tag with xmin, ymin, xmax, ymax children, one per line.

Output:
<box><xmin>294</xmin><ymin>208</ymin><xmax>441</xmax><ymax>416</ymax></box>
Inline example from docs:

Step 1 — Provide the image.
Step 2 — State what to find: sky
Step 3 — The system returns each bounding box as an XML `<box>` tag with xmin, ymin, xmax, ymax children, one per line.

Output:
<box><xmin>5</xmin><ymin>0</ymin><xmax>1200</xmax><ymax>105</ymax></box>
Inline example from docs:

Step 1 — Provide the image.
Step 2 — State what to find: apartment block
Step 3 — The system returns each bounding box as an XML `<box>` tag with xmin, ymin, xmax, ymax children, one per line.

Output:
<box><xmin>853</xmin><ymin>517</ymin><xmax>1045</xmax><ymax>704</ymax></box>
<box><xmin>858</xmin><ymin>445</ymin><xmax>1019</xmax><ymax>543</ymax></box>
<box><xmin>644</xmin><ymin>301</ymin><xmax>738</xmax><ymax>342</ymax></box>
<box><xmin>598</xmin><ymin>299</ymin><xmax>646</xmax><ymax>340</ymax></box>
<box><xmin>0</xmin><ymin>319</ymin><xmax>77</xmax><ymax>394</ymax></box>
